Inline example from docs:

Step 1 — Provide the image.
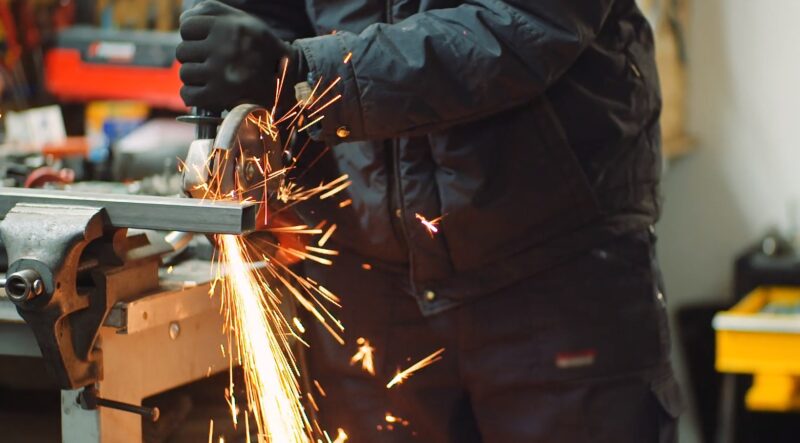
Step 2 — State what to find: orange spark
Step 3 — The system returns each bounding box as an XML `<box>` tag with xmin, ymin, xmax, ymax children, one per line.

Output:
<box><xmin>266</xmin><ymin>225</ymin><xmax>323</xmax><ymax>235</ymax></box>
<box><xmin>343</xmin><ymin>52</ymin><xmax>353</xmax><ymax>64</ymax></box>
<box><xmin>384</xmin><ymin>412</ymin><xmax>409</xmax><ymax>426</ymax></box>
<box><xmin>308</xmin><ymin>77</ymin><xmax>342</xmax><ymax>111</ymax></box>
<box><xmin>361</xmin><ymin>263</ymin><xmax>372</xmax><ymax>271</ymax></box>
<box><xmin>318</xmin><ymin>224</ymin><xmax>337</xmax><ymax>247</ymax></box>
<box><xmin>298</xmin><ymin>115</ymin><xmax>325</xmax><ymax>133</ymax></box>
<box><xmin>333</xmin><ymin>428</ymin><xmax>349</xmax><ymax>443</ymax></box>
<box><xmin>386</xmin><ymin>348</ymin><xmax>445</xmax><ymax>388</ymax></box>
<box><xmin>384</xmin><ymin>413</ymin><xmax>399</xmax><ymax>423</ymax></box>
<box><xmin>307</xmin><ymin>392</ymin><xmax>319</xmax><ymax>412</ymax></box>
<box><xmin>313</xmin><ymin>379</ymin><xmax>327</xmax><ymax>397</ymax></box>
<box><xmin>319</xmin><ymin>180</ymin><xmax>352</xmax><ymax>200</ymax></box>
<box><xmin>312</xmin><ymin>419</ymin><xmax>324</xmax><ymax>437</ymax></box>
<box><xmin>279</xmin><ymin>247</ymin><xmax>334</xmax><ymax>265</ymax></box>
<box><xmin>349</xmin><ymin>337</ymin><xmax>376</xmax><ymax>375</ymax></box>
<box><xmin>338</xmin><ymin>199</ymin><xmax>352</xmax><ymax>208</ymax></box>
<box><xmin>308</xmin><ymin>94</ymin><xmax>342</xmax><ymax>118</ymax></box>
<box><xmin>245</xmin><ymin>412</ymin><xmax>251</xmax><ymax>443</ymax></box>
<box><xmin>305</xmin><ymin>245</ymin><xmax>339</xmax><ymax>256</ymax></box>
<box><xmin>293</xmin><ymin>317</ymin><xmax>306</xmax><ymax>333</ymax></box>
<box><xmin>414</xmin><ymin>213</ymin><xmax>445</xmax><ymax>238</ymax></box>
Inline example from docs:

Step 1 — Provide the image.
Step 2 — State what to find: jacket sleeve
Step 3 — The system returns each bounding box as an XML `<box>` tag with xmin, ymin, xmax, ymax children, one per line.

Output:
<box><xmin>222</xmin><ymin>0</ymin><xmax>314</xmax><ymax>41</ymax></box>
<box><xmin>295</xmin><ymin>0</ymin><xmax>616</xmax><ymax>142</ymax></box>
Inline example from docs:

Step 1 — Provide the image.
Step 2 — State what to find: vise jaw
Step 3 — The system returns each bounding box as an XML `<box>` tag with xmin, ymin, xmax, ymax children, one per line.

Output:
<box><xmin>0</xmin><ymin>203</ymin><xmax>160</xmax><ymax>389</ymax></box>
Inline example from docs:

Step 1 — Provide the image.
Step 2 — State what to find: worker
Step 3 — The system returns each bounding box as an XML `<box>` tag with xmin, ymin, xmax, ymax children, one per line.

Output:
<box><xmin>176</xmin><ymin>0</ymin><xmax>682</xmax><ymax>441</ymax></box>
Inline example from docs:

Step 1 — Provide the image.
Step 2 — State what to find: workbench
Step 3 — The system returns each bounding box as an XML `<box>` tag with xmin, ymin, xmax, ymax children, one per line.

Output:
<box><xmin>0</xmin><ymin>258</ymin><xmax>229</xmax><ymax>443</ymax></box>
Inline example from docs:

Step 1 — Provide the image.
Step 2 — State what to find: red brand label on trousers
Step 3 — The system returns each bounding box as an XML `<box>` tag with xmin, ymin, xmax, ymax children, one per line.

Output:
<box><xmin>555</xmin><ymin>349</ymin><xmax>597</xmax><ymax>369</ymax></box>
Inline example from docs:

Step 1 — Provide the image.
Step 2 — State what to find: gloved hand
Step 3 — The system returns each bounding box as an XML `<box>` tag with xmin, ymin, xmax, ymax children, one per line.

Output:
<box><xmin>176</xmin><ymin>0</ymin><xmax>304</xmax><ymax>111</ymax></box>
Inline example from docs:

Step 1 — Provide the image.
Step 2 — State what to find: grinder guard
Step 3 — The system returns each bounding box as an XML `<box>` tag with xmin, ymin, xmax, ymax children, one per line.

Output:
<box><xmin>182</xmin><ymin>104</ymin><xmax>284</xmax><ymax>230</ymax></box>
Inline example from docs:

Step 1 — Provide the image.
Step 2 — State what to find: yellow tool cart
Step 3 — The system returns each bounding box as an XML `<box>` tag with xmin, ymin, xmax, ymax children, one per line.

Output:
<box><xmin>714</xmin><ymin>286</ymin><xmax>800</xmax><ymax>411</ymax></box>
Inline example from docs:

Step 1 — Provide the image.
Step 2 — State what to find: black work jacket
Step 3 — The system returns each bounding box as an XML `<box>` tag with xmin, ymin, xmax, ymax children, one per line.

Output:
<box><xmin>239</xmin><ymin>0</ymin><xmax>663</xmax><ymax>314</ymax></box>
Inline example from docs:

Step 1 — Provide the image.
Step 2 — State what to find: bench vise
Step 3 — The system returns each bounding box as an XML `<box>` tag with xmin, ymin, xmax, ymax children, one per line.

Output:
<box><xmin>0</xmin><ymin>188</ymin><xmax>258</xmax><ymax>390</ymax></box>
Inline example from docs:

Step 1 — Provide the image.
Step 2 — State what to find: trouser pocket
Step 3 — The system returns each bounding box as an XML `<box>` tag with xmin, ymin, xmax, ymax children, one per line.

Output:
<box><xmin>650</xmin><ymin>370</ymin><xmax>684</xmax><ymax>443</ymax></box>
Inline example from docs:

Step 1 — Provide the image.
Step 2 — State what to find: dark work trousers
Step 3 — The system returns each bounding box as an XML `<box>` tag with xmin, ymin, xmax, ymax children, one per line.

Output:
<box><xmin>302</xmin><ymin>230</ymin><xmax>683</xmax><ymax>442</ymax></box>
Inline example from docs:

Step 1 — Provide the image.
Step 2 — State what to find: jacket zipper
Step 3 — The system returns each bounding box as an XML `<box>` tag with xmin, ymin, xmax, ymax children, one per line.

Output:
<box><xmin>383</xmin><ymin>1</ymin><xmax>419</xmax><ymax>293</ymax></box>
<box><xmin>392</xmin><ymin>140</ymin><xmax>415</xmax><ymax>282</ymax></box>
<box><xmin>384</xmin><ymin>1</ymin><xmax>416</xmax><ymax>284</ymax></box>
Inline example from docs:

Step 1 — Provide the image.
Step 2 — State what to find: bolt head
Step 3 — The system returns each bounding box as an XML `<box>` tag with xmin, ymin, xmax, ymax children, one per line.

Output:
<box><xmin>169</xmin><ymin>322</ymin><xmax>181</xmax><ymax>340</ymax></box>
<box><xmin>32</xmin><ymin>279</ymin><xmax>44</xmax><ymax>296</ymax></box>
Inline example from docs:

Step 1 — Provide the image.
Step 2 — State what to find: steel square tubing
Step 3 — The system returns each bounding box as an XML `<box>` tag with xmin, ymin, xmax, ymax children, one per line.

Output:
<box><xmin>0</xmin><ymin>188</ymin><xmax>257</xmax><ymax>234</ymax></box>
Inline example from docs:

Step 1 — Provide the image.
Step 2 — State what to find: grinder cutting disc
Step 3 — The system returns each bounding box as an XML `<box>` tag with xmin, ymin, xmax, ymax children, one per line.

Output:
<box><xmin>183</xmin><ymin>104</ymin><xmax>284</xmax><ymax>230</ymax></box>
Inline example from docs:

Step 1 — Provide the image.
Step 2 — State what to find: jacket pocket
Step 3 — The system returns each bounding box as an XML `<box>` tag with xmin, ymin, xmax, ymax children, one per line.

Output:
<box><xmin>529</xmin><ymin>96</ymin><xmax>601</xmax><ymax>224</ymax></box>
<box><xmin>431</xmin><ymin>96</ymin><xmax>601</xmax><ymax>271</ymax></box>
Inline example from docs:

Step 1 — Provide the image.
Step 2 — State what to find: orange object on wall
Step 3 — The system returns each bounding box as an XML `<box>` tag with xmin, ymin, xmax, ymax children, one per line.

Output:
<box><xmin>45</xmin><ymin>48</ymin><xmax>185</xmax><ymax>111</ymax></box>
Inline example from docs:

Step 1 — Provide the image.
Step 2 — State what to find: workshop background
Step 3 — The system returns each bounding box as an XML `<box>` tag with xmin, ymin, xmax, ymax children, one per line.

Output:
<box><xmin>1</xmin><ymin>0</ymin><xmax>799</xmax><ymax>442</ymax></box>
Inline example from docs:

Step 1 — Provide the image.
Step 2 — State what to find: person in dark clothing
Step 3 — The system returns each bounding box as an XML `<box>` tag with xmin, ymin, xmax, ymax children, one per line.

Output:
<box><xmin>177</xmin><ymin>1</ymin><xmax>682</xmax><ymax>441</ymax></box>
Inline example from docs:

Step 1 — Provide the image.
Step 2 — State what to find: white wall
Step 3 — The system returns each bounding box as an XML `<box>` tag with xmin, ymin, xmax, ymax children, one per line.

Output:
<box><xmin>656</xmin><ymin>0</ymin><xmax>800</xmax><ymax>441</ymax></box>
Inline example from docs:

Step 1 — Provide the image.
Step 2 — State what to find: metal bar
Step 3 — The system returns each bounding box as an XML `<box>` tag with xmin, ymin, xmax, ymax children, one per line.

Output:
<box><xmin>95</xmin><ymin>397</ymin><xmax>160</xmax><ymax>422</ymax></box>
<box><xmin>78</xmin><ymin>387</ymin><xmax>161</xmax><ymax>422</ymax></box>
<box><xmin>0</xmin><ymin>188</ymin><xmax>257</xmax><ymax>234</ymax></box>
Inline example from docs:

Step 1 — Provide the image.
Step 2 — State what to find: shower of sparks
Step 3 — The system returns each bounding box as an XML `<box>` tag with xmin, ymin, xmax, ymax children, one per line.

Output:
<box><xmin>217</xmin><ymin>234</ymin><xmax>309</xmax><ymax>442</ymax></box>
<box><xmin>386</xmin><ymin>348</ymin><xmax>446</xmax><ymax>388</ymax></box>
<box><xmin>181</xmin><ymin>62</ymin><xmax>354</xmax><ymax>441</ymax></box>
<box><xmin>349</xmin><ymin>337</ymin><xmax>376</xmax><ymax>375</ymax></box>
<box><xmin>414</xmin><ymin>213</ymin><xmax>445</xmax><ymax>238</ymax></box>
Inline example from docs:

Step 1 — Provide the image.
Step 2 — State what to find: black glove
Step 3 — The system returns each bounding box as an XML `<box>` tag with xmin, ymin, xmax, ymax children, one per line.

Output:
<box><xmin>176</xmin><ymin>0</ymin><xmax>305</xmax><ymax>111</ymax></box>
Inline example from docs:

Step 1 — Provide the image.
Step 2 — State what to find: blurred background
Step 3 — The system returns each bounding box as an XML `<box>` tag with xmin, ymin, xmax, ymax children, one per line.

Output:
<box><xmin>656</xmin><ymin>1</ymin><xmax>800</xmax><ymax>442</ymax></box>
<box><xmin>1</xmin><ymin>0</ymin><xmax>799</xmax><ymax>442</ymax></box>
